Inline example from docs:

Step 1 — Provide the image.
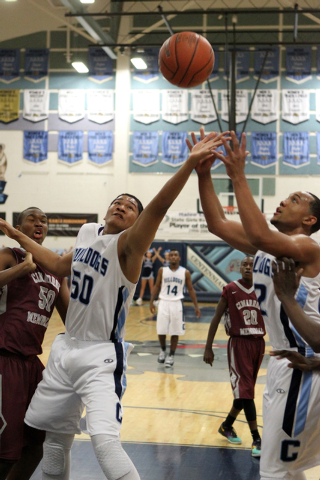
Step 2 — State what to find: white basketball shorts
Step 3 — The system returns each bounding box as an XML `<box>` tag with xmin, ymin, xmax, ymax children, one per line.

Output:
<box><xmin>25</xmin><ymin>332</ymin><xmax>133</xmax><ymax>437</ymax></box>
<box><xmin>156</xmin><ymin>299</ymin><xmax>185</xmax><ymax>336</ymax></box>
<box><xmin>260</xmin><ymin>355</ymin><xmax>320</xmax><ymax>478</ymax></box>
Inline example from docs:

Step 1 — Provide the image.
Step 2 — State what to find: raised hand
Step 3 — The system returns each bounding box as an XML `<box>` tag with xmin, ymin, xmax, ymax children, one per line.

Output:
<box><xmin>272</xmin><ymin>257</ymin><xmax>303</xmax><ymax>301</ymax></box>
<box><xmin>214</xmin><ymin>131</ymin><xmax>249</xmax><ymax>179</ymax></box>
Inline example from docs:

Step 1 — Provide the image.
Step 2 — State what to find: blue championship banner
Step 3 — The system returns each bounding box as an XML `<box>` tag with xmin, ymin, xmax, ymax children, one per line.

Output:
<box><xmin>225</xmin><ymin>50</ymin><xmax>250</xmax><ymax>82</ymax></box>
<box><xmin>283</xmin><ymin>132</ymin><xmax>309</xmax><ymax>168</ymax></box>
<box><xmin>0</xmin><ymin>49</ymin><xmax>20</xmax><ymax>84</ymax></box>
<box><xmin>317</xmin><ymin>132</ymin><xmax>320</xmax><ymax>165</ymax></box>
<box><xmin>286</xmin><ymin>47</ymin><xmax>312</xmax><ymax>84</ymax></box>
<box><xmin>209</xmin><ymin>50</ymin><xmax>220</xmax><ymax>82</ymax></box>
<box><xmin>88</xmin><ymin>131</ymin><xmax>113</xmax><ymax>166</ymax></box>
<box><xmin>133</xmin><ymin>48</ymin><xmax>159</xmax><ymax>84</ymax></box>
<box><xmin>88</xmin><ymin>48</ymin><xmax>113</xmax><ymax>84</ymax></box>
<box><xmin>254</xmin><ymin>48</ymin><xmax>279</xmax><ymax>83</ymax></box>
<box><xmin>24</xmin><ymin>49</ymin><xmax>49</xmax><ymax>82</ymax></box>
<box><xmin>162</xmin><ymin>132</ymin><xmax>188</xmax><ymax>167</ymax></box>
<box><xmin>58</xmin><ymin>131</ymin><xmax>83</xmax><ymax>165</ymax></box>
<box><xmin>23</xmin><ymin>131</ymin><xmax>48</xmax><ymax>164</ymax></box>
<box><xmin>132</xmin><ymin>131</ymin><xmax>159</xmax><ymax>167</ymax></box>
<box><xmin>251</xmin><ymin>132</ymin><xmax>277</xmax><ymax>168</ymax></box>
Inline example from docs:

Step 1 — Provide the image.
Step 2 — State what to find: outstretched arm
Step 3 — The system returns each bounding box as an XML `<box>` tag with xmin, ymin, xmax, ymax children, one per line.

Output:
<box><xmin>0</xmin><ymin>221</ymin><xmax>72</xmax><ymax>277</ymax></box>
<box><xmin>153</xmin><ymin>247</ymin><xmax>165</xmax><ymax>264</ymax></box>
<box><xmin>119</xmin><ymin>132</ymin><xmax>230</xmax><ymax>283</ymax></box>
<box><xmin>188</xmin><ymin>128</ymin><xmax>256</xmax><ymax>255</ymax></box>
<box><xmin>203</xmin><ymin>295</ymin><xmax>228</xmax><ymax>366</ymax></box>
<box><xmin>272</xmin><ymin>257</ymin><xmax>320</xmax><ymax>352</ymax></box>
<box><xmin>150</xmin><ymin>268</ymin><xmax>163</xmax><ymax>314</ymax></box>
<box><xmin>185</xmin><ymin>270</ymin><xmax>201</xmax><ymax>318</ymax></box>
<box><xmin>215</xmin><ymin>132</ymin><xmax>320</xmax><ymax>272</ymax></box>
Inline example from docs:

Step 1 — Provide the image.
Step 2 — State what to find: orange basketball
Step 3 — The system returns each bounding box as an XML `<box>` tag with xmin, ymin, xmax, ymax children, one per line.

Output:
<box><xmin>159</xmin><ymin>32</ymin><xmax>215</xmax><ymax>88</ymax></box>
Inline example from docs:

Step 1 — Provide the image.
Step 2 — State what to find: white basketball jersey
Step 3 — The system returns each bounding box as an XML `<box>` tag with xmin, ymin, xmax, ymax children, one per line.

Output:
<box><xmin>65</xmin><ymin>223</ymin><xmax>136</xmax><ymax>341</ymax></box>
<box><xmin>159</xmin><ymin>266</ymin><xmax>186</xmax><ymax>301</ymax></box>
<box><xmin>253</xmin><ymin>251</ymin><xmax>320</xmax><ymax>355</ymax></box>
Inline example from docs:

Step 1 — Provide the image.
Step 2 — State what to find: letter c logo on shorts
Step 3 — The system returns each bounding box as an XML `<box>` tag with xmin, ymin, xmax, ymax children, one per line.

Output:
<box><xmin>104</xmin><ymin>359</ymin><xmax>114</xmax><ymax>364</ymax></box>
<box><xmin>276</xmin><ymin>388</ymin><xmax>286</xmax><ymax>394</ymax></box>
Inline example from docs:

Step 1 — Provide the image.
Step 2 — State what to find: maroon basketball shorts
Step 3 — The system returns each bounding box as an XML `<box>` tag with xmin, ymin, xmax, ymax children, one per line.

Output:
<box><xmin>227</xmin><ymin>336</ymin><xmax>265</xmax><ymax>399</ymax></box>
<box><xmin>0</xmin><ymin>353</ymin><xmax>45</xmax><ymax>461</ymax></box>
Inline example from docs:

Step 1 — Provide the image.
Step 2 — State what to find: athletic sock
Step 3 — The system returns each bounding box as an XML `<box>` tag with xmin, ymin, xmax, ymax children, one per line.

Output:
<box><xmin>169</xmin><ymin>350</ymin><xmax>175</xmax><ymax>356</ymax></box>
<box><xmin>223</xmin><ymin>415</ymin><xmax>236</xmax><ymax>428</ymax></box>
<box><xmin>161</xmin><ymin>346</ymin><xmax>166</xmax><ymax>352</ymax></box>
<box><xmin>251</xmin><ymin>429</ymin><xmax>260</xmax><ymax>442</ymax></box>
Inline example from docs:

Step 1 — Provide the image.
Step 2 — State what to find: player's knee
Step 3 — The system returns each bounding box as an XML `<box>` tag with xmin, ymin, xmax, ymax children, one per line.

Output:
<box><xmin>92</xmin><ymin>435</ymin><xmax>132</xmax><ymax>480</ymax></box>
<box><xmin>42</xmin><ymin>432</ymin><xmax>74</xmax><ymax>477</ymax></box>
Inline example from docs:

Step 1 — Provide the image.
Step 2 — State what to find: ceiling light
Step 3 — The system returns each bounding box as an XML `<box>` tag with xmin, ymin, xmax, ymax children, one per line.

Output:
<box><xmin>5</xmin><ymin>0</ymin><xmax>18</xmax><ymax>2</ymax></box>
<box><xmin>130</xmin><ymin>58</ymin><xmax>147</xmax><ymax>70</ymax></box>
<box><xmin>80</xmin><ymin>0</ymin><xmax>95</xmax><ymax>3</ymax></box>
<box><xmin>72</xmin><ymin>62</ymin><xmax>89</xmax><ymax>73</ymax></box>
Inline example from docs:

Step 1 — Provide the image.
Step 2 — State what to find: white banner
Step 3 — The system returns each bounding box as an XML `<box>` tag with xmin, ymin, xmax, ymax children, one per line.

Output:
<box><xmin>133</xmin><ymin>89</ymin><xmax>160</xmax><ymax>124</ymax></box>
<box><xmin>190</xmin><ymin>89</ymin><xmax>217</xmax><ymax>124</ymax></box>
<box><xmin>316</xmin><ymin>90</ymin><xmax>320</xmax><ymax>123</ymax></box>
<box><xmin>23</xmin><ymin>89</ymin><xmax>49</xmax><ymax>123</ymax></box>
<box><xmin>251</xmin><ymin>89</ymin><xmax>278</xmax><ymax>125</ymax></box>
<box><xmin>58</xmin><ymin>90</ymin><xmax>85</xmax><ymax>124</ymax></box>
<box><xmin>282</xmin><ymin>90</ymin><xmax>309</xmax><ymax>125</ymax></box>
<box><xmin>87</xmin><ymin>90</ymin><xmax>114</xmax><ymax>124</ymax></box>
<box><xmin>221</xmin><ymin>90</ymin><xmax>248</xmax><ymax>124</ymax></box>
<box><xmin>158</xmin><ymin>212</ymin><xmax>209</xmax><ymax>235</ymax></box>
<box><xmin>162</xmin><ymin>90</ymin><xmax>188</xmax><ymax>124</ymax></box>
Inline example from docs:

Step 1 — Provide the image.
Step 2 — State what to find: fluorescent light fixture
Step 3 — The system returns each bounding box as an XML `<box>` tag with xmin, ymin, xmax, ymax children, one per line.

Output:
<box><xmin>5</xmin><ymin>0</ymin><xmax>18</xmax><ymax>2</ymax></box>
<box><xmin>80</xmin><ymin>0</ymin><xmax>95</xmax><ymax>3</ymax></box>
<box><xmin>72</xmin><ymin>62</ymin><xmax>89</xmax><ymax>73</ymax></box>
<box><xmin>130</xmin><ymin>58</ymin><xmax>147</xmax><ymax>70</ymax></box>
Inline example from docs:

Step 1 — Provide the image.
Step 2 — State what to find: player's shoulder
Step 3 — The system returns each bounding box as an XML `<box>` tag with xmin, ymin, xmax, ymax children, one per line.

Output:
<box><xmin>78</xmin><ymin>222</ymin><xmax>103</xmax><ymax>238</ymax></box>
<box><xmin>0</xmin><ymin>247</ymin><xmax>18</xmax><ymax>269</ymax></box>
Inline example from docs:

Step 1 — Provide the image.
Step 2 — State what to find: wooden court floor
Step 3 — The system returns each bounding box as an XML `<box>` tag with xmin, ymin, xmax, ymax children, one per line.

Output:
<box><xmin>30</xmin><ymin>303</ymin><xmax>320</xmax><ymax>480</ymax></box>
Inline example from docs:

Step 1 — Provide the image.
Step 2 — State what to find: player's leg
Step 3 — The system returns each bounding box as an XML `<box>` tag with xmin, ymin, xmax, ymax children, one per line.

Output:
<box><xmin>218</xmin><ymin>398</ymin><xmax>243</xmax><ymax>445</ymax></box>
<box><xmin>41</xmin><ymin>432</ymin><xmax>74</xmax><ymax>480</ymax></box>
<box><xmin>157</xmin><ymin>301</ymin><xmax>170</xmax><ymax>363</ymax></box>
<box><xmin>241</xmin><ymin>399</ymin><xmax>261</xmax><ymax>456</ymax></box>
<box><xmin>158</xmin><ymin>335</ymin><xmax>167</xmax><ymax>363</ymax></box>
<box><xmin>0</xmin><ymin>355</ymin><xmax>35</xmax><ymax>480</ymax></box>
<box><xmin>78</xmin><ymin>342</ymin><xmax>139</xmax><ymax>479</ymax></box>
<box><xmin>137</xmin><ymin>278</ymin><xmax>147</xmax><ymax>303</ymax></box>
<box><xmin>92</xmin><ymin>434</ymin><xmax>140</xmax><ymax>480</ymax></box>
<box><xmin>7</xmin><ymin>421</ymin><xmax>45</xmax><ymax>480</ymax></box>
<box><xmin>6</xmin><ymin>444</ymin><xmax>43</xmax><ymax>480</ymax></box>
<box><xmin>166</xmin><ymin>301</ymin><xmax>184</xmax><ymax>367</ymax></box>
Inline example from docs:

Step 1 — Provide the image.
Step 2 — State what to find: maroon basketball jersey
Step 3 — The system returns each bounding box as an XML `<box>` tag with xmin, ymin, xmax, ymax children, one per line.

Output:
<box><xmin>222</xmin><ymin>279</ymin><xmax>266</xmax><ymax>337</ymax></box>
<box><xmin>0</xmin><ymin>248</ymin><xmax>63</xmax><ymax>356</ymax></box>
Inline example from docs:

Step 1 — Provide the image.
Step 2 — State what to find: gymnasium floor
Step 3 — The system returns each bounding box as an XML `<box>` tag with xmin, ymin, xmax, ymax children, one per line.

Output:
<box><xmin>30</xmin><ymin>304</ymin><xmax>320</xmax><ymax>480</ymax></box>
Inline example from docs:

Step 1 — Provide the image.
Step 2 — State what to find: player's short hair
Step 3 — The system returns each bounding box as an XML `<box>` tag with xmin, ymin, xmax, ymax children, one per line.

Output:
<box><xmin>241</xmin><ymin>255</ymin><xmax>254</xmax><ymax>264</ymax></box>
<box><xmin>110</xmin><ymin>193</ymin><xmax>144</xmax><ymax>216</ymax></box>
<box><xmin>307</xmin><ymin>192</ymin><xmax>320</xmax><ymax>234</ymax></box>
<box><xmin>17</xmin><ymin>207</ymin><xmax>45</xmax><ymax>226</ymax></box>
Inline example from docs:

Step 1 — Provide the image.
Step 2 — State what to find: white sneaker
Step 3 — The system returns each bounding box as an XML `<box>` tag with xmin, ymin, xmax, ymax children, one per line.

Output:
<box><xmin>136</xmin><ymin>298</ymin><xmax>142</xmax><ymax>305</ymax></box>
<box><xmin>158</xmin><ymin>351</ymin><xmax>166</xmax><ymax>363</ymax></box>
<box><xmin>165</xmin><ymin>355</ymin><xmax>174</xmax><ymax>367</ymax></box>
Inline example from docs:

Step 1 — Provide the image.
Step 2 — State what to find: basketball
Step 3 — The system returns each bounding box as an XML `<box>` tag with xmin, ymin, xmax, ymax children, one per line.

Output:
<box><xmin>159</xmin><ymin>32</ymin><xmax>215</xmax><ymax>88</ymax></box>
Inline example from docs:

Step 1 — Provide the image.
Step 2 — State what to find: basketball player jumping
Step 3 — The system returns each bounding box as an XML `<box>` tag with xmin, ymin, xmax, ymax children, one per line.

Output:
<box><xmin>0</xmin><ymin>131</ymin><xmax>228</xmax><ymax>480</ymax></box>
<box><xmin>189</xmin><ymin>128</ymin><xmax>320</xmax><ymax>480</ymax></box>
